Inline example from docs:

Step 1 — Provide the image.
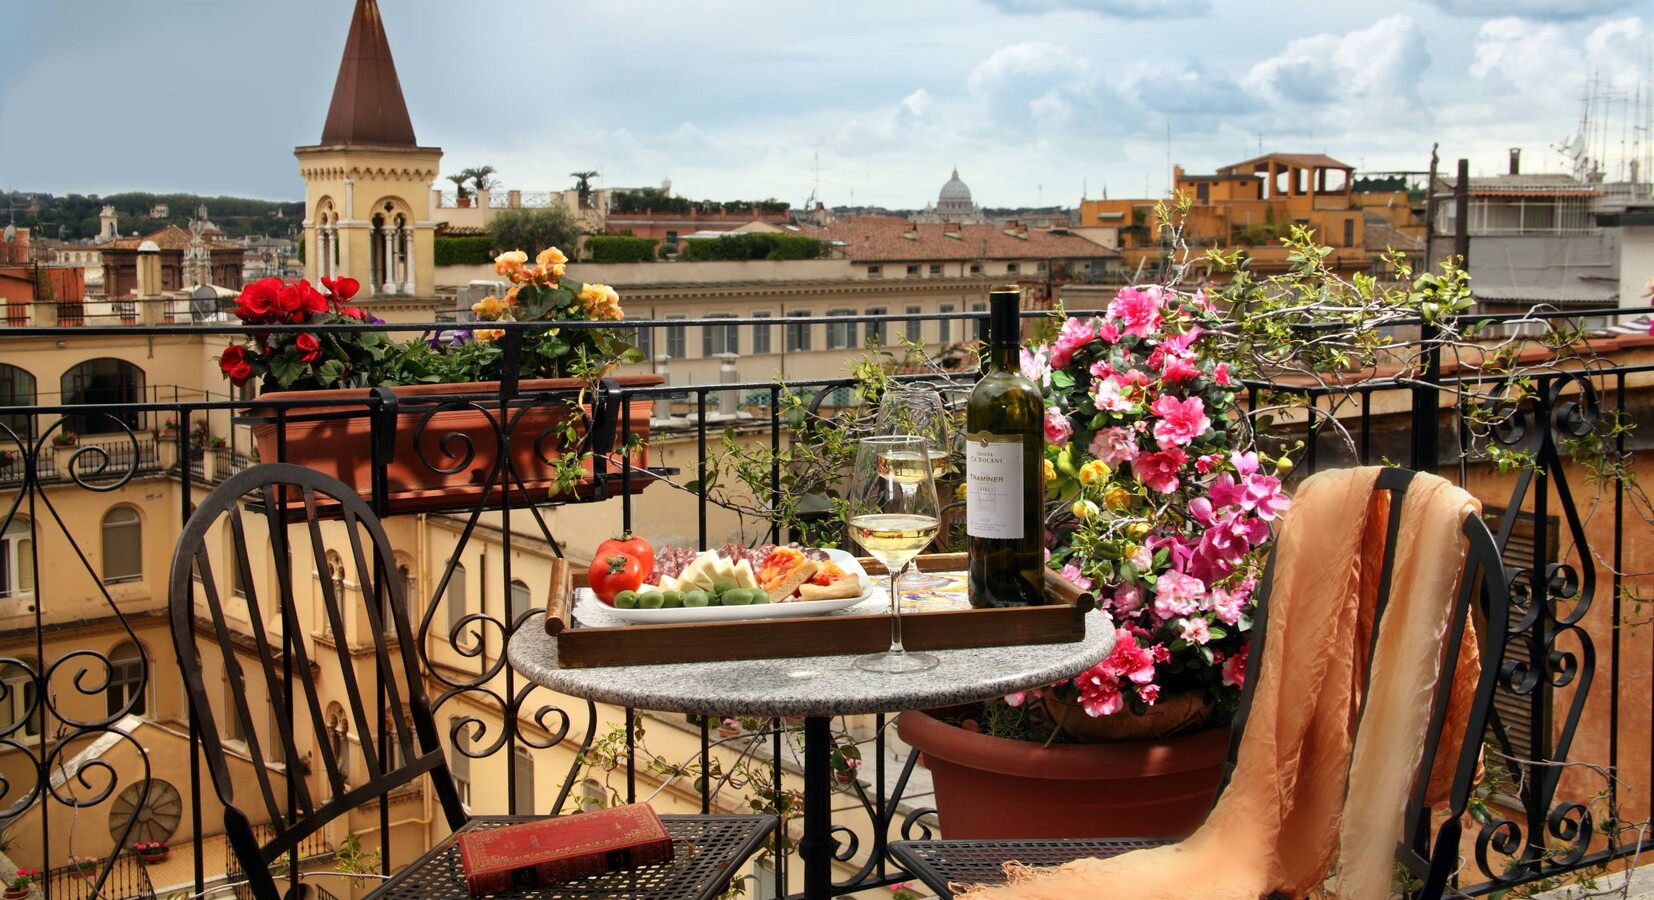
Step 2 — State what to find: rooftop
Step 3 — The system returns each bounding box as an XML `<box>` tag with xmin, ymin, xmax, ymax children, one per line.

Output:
<box><xmin>808</xmin><ymin>219</ymin><xmax>1115</xmax><ymax>262</ymax></box>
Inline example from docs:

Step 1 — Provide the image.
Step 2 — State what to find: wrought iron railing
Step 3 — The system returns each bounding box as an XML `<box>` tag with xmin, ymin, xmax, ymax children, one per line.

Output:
<box><xmin>0</xmin><ymin>309</ymin><xmax>1649</xmax><ymax>898</ymax></box>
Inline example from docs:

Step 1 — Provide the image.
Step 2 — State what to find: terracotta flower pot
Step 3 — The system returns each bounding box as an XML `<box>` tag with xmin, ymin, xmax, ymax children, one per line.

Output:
<box><xmin>138</xmin><ymin>850</ymin><xmax>168</xmax><ymax>864</ymax></box>
<box><xmin>6</xmin><ymin>887</ymin><xmax>30</xmax><ymax>899</ymax></box>
<box><xmin>896</xmin><ymin>707</ymin><xmax>1230</xmax><ymax>840</ymax></box>
<box><xmin>245</xmin><ymin>375</ymin><xmax>662</xmax><ymax>514</ymax></box>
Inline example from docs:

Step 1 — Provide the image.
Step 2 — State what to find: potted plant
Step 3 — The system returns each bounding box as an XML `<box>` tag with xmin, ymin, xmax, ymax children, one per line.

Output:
<box><xmin>464</xmin><ymin>165</ymin><xmax>497</xmax><ymax>204</ymax></box>
<box><xmin>134</xmin><ymin>840</ymin><xmax>169</xmax><ymax>863</ymax></box>
<box><xmin>5</xmin><ymin>868</ymin><xmax>37</xmax><ymax>899</ymax></box>
<box><xmin>67</xmin><ymin>857</ymin><xmax>98</xmax><ymax>875</ymax></box>
<box><xmin>224</xmin><ymin>258</ymin><xmax>661</xmax><ymax>514</ymax></box>
<box><xmin>50</xmin><ymin>431</ymin><xmax>77</xmax><ymax>448</ymax></box>
<box><xmin>160</xmin><ymin>416</ymin><xmax>183</xmax><ymax>437</ymax></box>
<box><xmin>448</xmin><ymin>173</ymin><xmax>473</xmax><ymax>208</ymax></box>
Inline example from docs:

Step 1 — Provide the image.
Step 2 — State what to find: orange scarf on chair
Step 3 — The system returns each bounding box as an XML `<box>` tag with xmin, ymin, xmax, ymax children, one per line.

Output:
<box><xmin>963</xmin><ymin>468</ymin><xmax>1481</xmax><ymax>900</ymax></box>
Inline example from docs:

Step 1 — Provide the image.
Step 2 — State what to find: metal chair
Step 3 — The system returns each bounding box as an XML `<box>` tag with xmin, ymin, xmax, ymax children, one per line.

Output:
<box><xmin>169</xmin><ymin>463</ymin><xmax>775</xmax><ymax>900</ymax></box>
<box><xmin>890</xmin><ymin>468</ymin><xmax>1511</xmax><ymax>899</ymax></box>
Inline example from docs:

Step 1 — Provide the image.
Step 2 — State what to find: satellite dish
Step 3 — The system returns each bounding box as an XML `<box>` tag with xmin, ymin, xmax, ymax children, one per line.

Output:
<box><xmin>1</xmin><ymin>225</ymin><xmax>13</xmax><ymax>243</ymax></box>
<box><xmin>190</xmin><ymin>284</ymin><xmax>220</xmax><ymax>322</ymax></box>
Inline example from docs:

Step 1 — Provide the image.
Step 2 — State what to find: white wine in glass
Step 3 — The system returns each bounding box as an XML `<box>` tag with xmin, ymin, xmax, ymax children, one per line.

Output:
<box><xmin>849</xmin><ymin>435</ymin><xmax>941</xmax><ymax>673</ymax></box>
<box><xmin>874</xmin><ymin>386</ymin><xmax>953</xmax><ymax>591</ymax></box>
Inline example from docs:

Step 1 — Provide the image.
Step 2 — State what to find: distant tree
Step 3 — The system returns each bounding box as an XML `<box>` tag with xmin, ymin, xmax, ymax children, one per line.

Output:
<box><xmin>489</xmin><ymin>206</ymin><xmax>583</xmax><ymax>258</ymax></box>
<box><xmin>463</xmin><ymin>166</ymin><xmax>498</xmax><ymax>196</ymax></box>
<box><xmin>571</xmin><ymin>171</ymin><xmax>599</xmax><ymax>208</ymax></box>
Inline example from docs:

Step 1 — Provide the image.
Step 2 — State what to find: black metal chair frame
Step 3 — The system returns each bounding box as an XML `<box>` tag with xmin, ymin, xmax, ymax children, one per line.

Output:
<box><xmin>891</xmin><ymin>468</ymin><xmax>1512</xmax><ymax>899</ymax></box>
<box><xmin>170</xmin><ymin>463</ymin><xmax>774</xmax><ymax>900</ymax></box>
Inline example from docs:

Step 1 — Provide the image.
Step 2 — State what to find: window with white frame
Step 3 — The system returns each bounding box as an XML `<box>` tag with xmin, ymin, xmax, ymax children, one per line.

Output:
<box><xmin>702</xmin><ymin>314</ymin><xmax>739</xmax><ymax>357</ymax></box>
<box><xmin>665</xmin><ymin>316</ymin><xmax>687</xmax><ymax>359</ymax></box>
<box><xmin>0</xmin><ymin>659</ymin><xmax>39</xmax><ymax>739</ymax></box>
<box><xmin>632</xmin><ymin>323</ymin><xmax>654</xmax><ymax>360</ymax></box>
<box><xmin>826</xmin><ymin>310</ymin><xmax>857</xmax><ymax>350</ymax></box>
<box><xmin>107</xmin><ymin>641</ymin><xmax>147</xmax><ymax>718</ymax></box>
<box><xmin>513</xmin><ymin>745</ymin><xmax>536</xmax><ymax>814</ymax></box>
<box><xmin>752</xmin><ymin>311</ymin><xmax>773</xmax><ymax>354</ymax></box>
<box><xmin>905</xmin><ymin>265</ymin><xmax>919</xmax><ymax>277</ymax></box>
<box><xmin>969</xmin><ymin>264</ymin><xmax>982</xmax><ymax>275</ymax></box>
<box><xmin>102</xmin><ymin>507</ymin><xmax>142</xmax><ymax>583</ymax></box>
<box><xmin>0</xmin><ymin>518</ymin><xmax>33</xmax><ymax>600</ymax></box>
<box><xmin>786</xmin><ymin>310</ymin><xmax>812</xmax><ymax>351</ymax></box>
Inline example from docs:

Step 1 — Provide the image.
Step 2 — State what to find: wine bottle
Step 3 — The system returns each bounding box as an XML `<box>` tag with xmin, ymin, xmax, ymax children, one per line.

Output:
<box><xmin>965</xmin><ymin>286</ymin><xmax>1046</xmax><ymax>608</ymax></box>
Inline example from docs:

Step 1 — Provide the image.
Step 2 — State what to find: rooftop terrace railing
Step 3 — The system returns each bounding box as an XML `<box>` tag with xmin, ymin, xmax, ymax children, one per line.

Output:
<box><xmin>0</xmin><ymin>308</ymin><xmax>1650</xmax><ymax>898</ymax></box>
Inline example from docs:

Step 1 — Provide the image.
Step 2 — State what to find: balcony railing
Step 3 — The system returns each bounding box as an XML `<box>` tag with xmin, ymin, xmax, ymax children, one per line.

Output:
<box><xmin>0</xmin><ymin>309</ymin><xmax>1650</xmax><ymax>898</ymax></box>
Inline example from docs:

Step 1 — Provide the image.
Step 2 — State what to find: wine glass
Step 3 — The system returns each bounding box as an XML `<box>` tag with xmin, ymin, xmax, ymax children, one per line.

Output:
<box><xmin>848</xmin><ymin>435</ymin><xmax>942</xmax><ymax>674</ymax></box>
<box><xmin>875</xmin><ymin>386</ymin><xmax>952</xmax><ymax>591</ymax></box>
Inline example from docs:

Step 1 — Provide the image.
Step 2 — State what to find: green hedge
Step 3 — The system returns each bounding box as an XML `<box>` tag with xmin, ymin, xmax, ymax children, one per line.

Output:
<box><xmin>434</xmin><ymin>235</ymin><xmax>494</xmax><ymax>266</ymax></box>
<box><xmin>585</xmin><ymin>235</ymin><xmax>659</xmax><ymax>264</ymax></box>
<box><xmin>678</xmin><ymin>233</ymin><xmax>824</xmax><ymax>262</ymax></box>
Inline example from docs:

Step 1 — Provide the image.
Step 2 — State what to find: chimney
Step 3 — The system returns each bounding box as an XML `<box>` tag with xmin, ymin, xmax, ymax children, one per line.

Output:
<box><xmin>717</xmin><ymin>353</ymin><xmax>739</xmax><ymax>416</ymax></box>
<box><xmin>136</xmin><ymin>240</ymin><xmax>162</xmax><ymax>298</ymax></box>
<box><xmin>653</xmin><ymin>355</ymin><xmax>672</xmax><ymax>421</ymax></box>
<box><xmin>1509</xmin><ymin>148</ymin><xmax>1521</xmax><ymax>175</ymax></box>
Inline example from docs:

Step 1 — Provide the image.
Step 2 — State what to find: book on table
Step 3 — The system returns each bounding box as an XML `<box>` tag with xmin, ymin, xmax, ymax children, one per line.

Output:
<box><xmin>456</xmin><ymin>803</ymin><xmax>674</xmax><ymax>894</ymax></box>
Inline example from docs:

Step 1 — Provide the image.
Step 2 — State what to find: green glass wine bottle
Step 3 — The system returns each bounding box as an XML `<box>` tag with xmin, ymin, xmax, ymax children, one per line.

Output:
<box><xmin>965</xmin><ymin>286</ymin><xmax>1046</xmax><ymax>608</ymax></box>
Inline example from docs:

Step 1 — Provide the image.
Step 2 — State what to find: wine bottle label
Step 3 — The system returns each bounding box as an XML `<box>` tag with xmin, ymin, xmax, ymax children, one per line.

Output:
<box><xmin>965</xmin><ymin>432</ymin><xmax>1024</xmax><ymax>539</ymax></box>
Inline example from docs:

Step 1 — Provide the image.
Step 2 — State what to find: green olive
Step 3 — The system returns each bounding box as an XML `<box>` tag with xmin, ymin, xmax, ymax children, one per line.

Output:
<box><xmin>720</xmin><ymin>588</ymin><xmax>754</xmax><ymax>606</ymax></box>
<box><xmin>683</xmin><ymin>590</ymin><xmax>711</xmax><ymax>608</ymax></box>
<box><xmin>662</xmin><ymin>590</ymin><xmax>685</xmax><ymax>609</ymax></box>
<box><xmin>712</xmin><ymin>578</ymin><xmax>738</xmax><ymax>596</ymax></box>
<box><xmin>749</xmin><ymin>591</ymin><xmax>771</xmax><ymax>604</ymax></box>
<box><xmin>613</xmin><ymin>591</ymin><xmax>639</xmax><ymax>609</ymax></box>
<box><xmin>638</xmin><ymin>591</ymin><xmax>665</xmax><ymax>610</ymax></box>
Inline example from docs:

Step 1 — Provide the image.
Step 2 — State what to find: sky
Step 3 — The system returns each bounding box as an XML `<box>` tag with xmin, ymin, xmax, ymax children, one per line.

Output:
<box><xmin>1</xmin><ymin>0</ymin><xmax>1651</xmax><ymax>210</ymax></box>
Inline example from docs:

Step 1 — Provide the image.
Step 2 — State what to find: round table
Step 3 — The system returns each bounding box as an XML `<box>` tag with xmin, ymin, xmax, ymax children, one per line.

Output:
<box><xmin>508</xmin><ymin>611</ymin><xmax>1115</xmax><ymax>900</ymax></box>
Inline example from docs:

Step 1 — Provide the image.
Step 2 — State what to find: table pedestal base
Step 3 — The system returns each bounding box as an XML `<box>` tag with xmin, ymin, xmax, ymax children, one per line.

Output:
<box><xmin>800</xmin><ymin>716</ymin><xmax>838</xmax><ymax>900</ymax></box>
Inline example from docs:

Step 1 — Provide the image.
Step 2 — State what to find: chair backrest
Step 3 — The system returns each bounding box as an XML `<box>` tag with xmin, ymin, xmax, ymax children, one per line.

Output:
<box><xmin>1218</xmin><ymin>467</ymin><xmax>1509</xmax><ymax>899</ymax></box>
<box><xmin>168</xmin><ymin>463</ymin><xmax>468</xmax><ymax>900</ymax></box>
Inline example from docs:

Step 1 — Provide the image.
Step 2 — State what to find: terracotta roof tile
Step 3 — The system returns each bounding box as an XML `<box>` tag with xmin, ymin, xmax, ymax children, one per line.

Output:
<box><xmin>1222</xmin><ymin>153</ymin><xmax>1354</xmax><ymax>172</ymax></box>
<box><xmin>809</xmin><ymin>220</ymin><xmax>1116</xmax><ymax>262</ymax></box>
<box><xmin>102</xmin><ymin>225</ymin><xmax>243</xmax><ymax>252</ymax></box>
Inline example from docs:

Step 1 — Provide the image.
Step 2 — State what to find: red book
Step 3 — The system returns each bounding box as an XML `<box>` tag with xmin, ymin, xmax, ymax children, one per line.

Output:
<box><xmin>457</xmin><ymin>804</ymin><xmax>674</xmax><ymax>895</ymax></box>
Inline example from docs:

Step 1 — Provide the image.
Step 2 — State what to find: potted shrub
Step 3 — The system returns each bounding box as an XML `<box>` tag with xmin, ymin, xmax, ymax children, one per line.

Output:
<box><xmin>160</xmin><ymin>416</ymin><xmax>183</xmax><ymax>437</ymax></box>
<box><xmin>223</xmin><ymin>258</ymin><xmax>661</xmax><ymax>513</ymax></box>
<box><xmin>67</xmin><ymin>857</ymin><xmax>98</xmax><ymax>875</ymax></box>
<box><xmin>5</xmin><ymin>868</ymin><xmax>37</xmax><ymax>899</ymax></box>
<box><xmin>50</xmin><ymin>431</ymin><xmax>77</xmax><ymax>448</ymax></box>
<box><xmin>134</xmin><ymin>841</ymin><xmax>169</xmax><ymax>863</ymax></box>
<box><xmin>448</xmin><ymin>173</ymin><xmax>473</xmax><ymax>208</ymax></box>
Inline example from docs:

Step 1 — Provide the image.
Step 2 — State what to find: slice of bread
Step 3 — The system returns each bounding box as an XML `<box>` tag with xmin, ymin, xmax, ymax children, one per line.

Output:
<box><xmin>797</xmin><ymin>576</ymin><xmax>862</xmax><ymax>602</ymax></box>
<box><xmin>764</xmin><ymin>560</ymin><xmax>819</xmax><ymax>603</ymax></box>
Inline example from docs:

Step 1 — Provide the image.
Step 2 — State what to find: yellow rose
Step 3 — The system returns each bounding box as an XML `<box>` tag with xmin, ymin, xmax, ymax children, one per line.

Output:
<box><xmin>1071</xmin><ymin>499</ymin><xmax>1099</xmax><ymax>519</ymax></box>
<box><xmin>1126</xmin><ymin>522</ymin><xmax>1152</xmax><ymax>539</ymax></box>
<box><xmin>537</xmin><ymin>246</ymin><xmax>569</xmax><ymax>269</ymax></box>
<box><xmin>1043</xmin><ymin>459</ymin><xmax>1056</xmax><ymax>483</ymax></box>
<box><xmin>493</xmin><ymin>250</ymin><xmax>527</xmax><ymax>276</ymax></box>
<box><xmin>1122</xmin><ymin>542</ymin><xmax>1140</xmax><ymax>559</ymax></box>
<box><xmin>1104</xmin><ymin>484</ymin><xmax>1131</xmax><ymax>511</ymax></box>
<box><xmin>1078</xmin><ymin>460</ymin><xmax>1111</xmax><ymax>486</ymax></box>
<box><xmin>470</xmin><ymin>295</ymin><xmax>508</xmax><ymax>319</ymax></box>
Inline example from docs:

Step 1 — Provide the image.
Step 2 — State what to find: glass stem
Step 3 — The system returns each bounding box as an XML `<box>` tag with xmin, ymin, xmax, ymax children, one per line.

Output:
<box><xmin>888</xmin><ymin>570</ymin><xmax>905</xmax><ymax>655</ymax></box>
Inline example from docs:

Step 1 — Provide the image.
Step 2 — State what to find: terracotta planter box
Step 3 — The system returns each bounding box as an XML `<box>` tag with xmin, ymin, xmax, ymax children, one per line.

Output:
<box><xmin>244</xmin><ymin>375</ymin><xmax>662</xmax><ymax>514</ymax></box>
<box><xmin>896</xmin><ymin>707</ymin><xmax>1229</xmax><ymax>840</ymax></box>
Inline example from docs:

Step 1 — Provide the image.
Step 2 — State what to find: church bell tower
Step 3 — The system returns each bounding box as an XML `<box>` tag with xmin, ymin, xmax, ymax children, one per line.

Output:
<box><xmin>295</xmin><ymin>0</ymin><xmax>442</xmax><ymax>298</ymax></box>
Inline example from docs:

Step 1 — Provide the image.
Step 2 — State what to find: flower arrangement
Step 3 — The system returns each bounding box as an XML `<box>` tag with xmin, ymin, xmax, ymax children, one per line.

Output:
<box><xmin>162</xmin><ymin>416</ymin><xmax>183</xmax><ymax>432</ymax></box>
<box><xmin>219</xmin><ymin>276</ymin><xmax>391</xmax><ymax>392</ymax></box>
<box><xmin>133</xmin><ymin>840</ymin><xmax>168</xmax><ymax>859</ymax></box>
<box><xmin>6</xmin><ymin>868</ymin><xmax>37</xmax><ymax>896</ymax></box>
<box><xmin>67</xmin><ymin>857</ymin><xmax>98</xmax><ymax>873</ymax></box>
<box><xmin>1025</xmin><ymin>285</ymin><xmax>1289</xmax><ymax>726</ymax></box>
<box><xmin>50</xmin><ymin>431</ymin><xmax>77</xmax><ymax>448</ymax></box>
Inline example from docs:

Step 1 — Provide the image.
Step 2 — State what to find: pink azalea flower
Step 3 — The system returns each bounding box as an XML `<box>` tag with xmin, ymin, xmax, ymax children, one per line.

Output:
<box><xmin>1209</xmin><ymin>587</ymin><xmax>1246</xmax><ymax>626</ymax></box>
<box><xmin>1059</xmin><ymin>563</ymin><xmax>1094</xmax><ymax>591</ymax></box>
<box><xmin>1179</xmin><ymin>616</ymin><xmax>1211</xmax><ymax>645</ymax></box>
<box><xmin>1004</xmin><ymin>688</ymin><xmax>1040</xmax><ymax>707</ymax></box>
<box><xmin>1160</xmin><ymin>356</ymin><xmax>1200</xmax><ymax>383</ymax></box>
<box><xmin>1138</xmin><ymin>683</ymin><xmax>1161</xmax><ymax>705</ymax></box>
<box><xmin>1097</xmin><ymin>322</ymin><xmax>1121</xmax><ymax>343</ymax></box>
<box><xmin>1213</xmin><ymin>362</ymin><xmax>1234</xmax><ymax>387</ymax></box>
<box><xmin>1153</xmin><ymin>569</ymin><xmax>1205</xmax><ymax>619</ymax></box>
<box><xmin>1222</xmin><ymin>644</ymin><xmax>1249</xmax><ymax>688</ymax></box>
<box><xmin>1109</xmin><ymin>582</ymin><xmax>1144</xmax><ymax>614</ymax></box>
<box><xmin>1047</xmin><ymin>317</ymin><xmax>1098</xmax><ymax>369</ymax></box>
<box><xmin>1107</xmin><ymin>286</ymin><xmax>1165</xmax><ymax>338</ymax></box>
<box><xmin>1093</xmin><ymin>377</ymin><xmax>1134</xmax><ymax>413</ymax></box>
<box><xmin>1195</xmin><ymin>453</ymin><xmax>1223</xmax><ymax>474</ymax></box>
<box><xmin>1150</xmin><ymin>395</ymin><xmax>1211</xmax><ymax>449</ymax></box>
<box><xmin>1020</xmin><ymin>347</ymin><xmax>1053</xmax><ymax>388</ymax></box>
<box><xmin>1088</xmin><ymin>426</ymin><xmax>1140</xmax><ymax>467</ymax></box>
<box><xmin>1044</xmin><ymin>408</ymin><xmax>1074</xmax><ymax>446</ymax></box>
<box><xmin>1134</xmin><ymin>448</ymin><xmax>1188</xmax><ymax>493</ymax></box>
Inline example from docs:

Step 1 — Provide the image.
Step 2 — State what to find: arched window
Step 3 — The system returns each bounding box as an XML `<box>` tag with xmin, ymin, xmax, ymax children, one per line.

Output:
<box><xmin>102</xmin><ymin>507</ymin><xmax>142</xmax><ymax>583</ymax></box>
<box><xmin>326</xmin><ymin>702</ymin><xmax>351</xmax><ymax>782</ymax></box>
<box><xmin>508</xmin><ymin>579</ymin><xmax>532</xmax><ymax>625</ymax></box>
<box><xmin>0</xmin><ymin>518</ymin><xmax>32</xmax><ymax>599</ymax></box>
<box><xmin>445</xmin><ymin>560</ymin><xmax>468</xmax><ymax>642</ymax></box>
<box><xmin>0</xmin><ymin>364</ymin><xmax>36</xmax><ymax>439</ymax></box>
<box><xmin>108</xmin><ymin>641</ymin><xmax>147</xmax><ymax>717</ymax></box>
<box><xmin>61</xmin><ymin>358</ymin><xmax>144</xmax><ymax>435</ymax></box>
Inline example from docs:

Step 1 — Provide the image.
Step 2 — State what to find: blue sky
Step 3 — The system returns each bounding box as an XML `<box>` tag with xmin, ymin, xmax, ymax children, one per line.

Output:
<box><xmin>1</xmin><ymin>1</ymin><xmax>1649</xmax><ymax>208</ymax></box>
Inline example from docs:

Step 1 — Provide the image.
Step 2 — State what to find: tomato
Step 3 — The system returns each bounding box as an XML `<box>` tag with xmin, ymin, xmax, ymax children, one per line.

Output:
<box><xmin>588</xmin><ymin>553</ymin><xmax>646</xmax><ymax>605</ymax></box>
<box><xmin>596</xmin><ymin>534</ymin><xmax>654</xmax><ymax>580</ymax></box>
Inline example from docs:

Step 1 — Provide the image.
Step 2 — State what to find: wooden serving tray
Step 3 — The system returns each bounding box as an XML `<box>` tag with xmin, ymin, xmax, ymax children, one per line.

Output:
<box><xmin>541</xmin><ymin>553</ymin><xmax>1093</xmax><ymax>668</ymax></box>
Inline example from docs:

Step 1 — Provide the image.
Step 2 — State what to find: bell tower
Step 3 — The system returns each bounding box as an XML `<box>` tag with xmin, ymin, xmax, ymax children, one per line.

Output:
<box><xmin>295</xmin><ymin>0</ymin><xmax>441</xmax><ymax>298</ymax></box>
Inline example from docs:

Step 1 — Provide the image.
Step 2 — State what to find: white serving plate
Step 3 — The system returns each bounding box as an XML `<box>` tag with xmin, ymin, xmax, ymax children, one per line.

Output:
<box><xmin>580</xmin><ymin>549</ymin><xmax>876</xmax><ymax>625</ymax></box>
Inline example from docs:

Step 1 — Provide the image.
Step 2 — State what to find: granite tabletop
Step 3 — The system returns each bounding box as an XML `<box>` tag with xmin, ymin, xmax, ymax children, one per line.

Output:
<box><xmin>506</xmin><ymin>610</ymin><xmax>1115</xmax><ymax>718</ymax></box>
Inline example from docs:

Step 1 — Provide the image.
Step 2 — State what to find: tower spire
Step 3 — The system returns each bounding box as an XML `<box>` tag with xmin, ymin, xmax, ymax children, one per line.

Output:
<box><xmin>319</xmin><ymin>0</ymin><xmax>417</xmax><ymax>146</ymax></box>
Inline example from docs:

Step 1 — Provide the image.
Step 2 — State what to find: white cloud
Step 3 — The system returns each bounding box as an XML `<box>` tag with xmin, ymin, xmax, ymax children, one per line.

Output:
<box><xmin>967</xmin><ymin>43</ymin><xmax>1117</xmax><ymax>132</ymax></box>
<box><xmin>977</xmin><ymin>0</ymin><xmax>1209</xmax><ymax>17</ymax></box>
<box><xmin>1243</xmin><ymin>15</ymin><xmax>1430</xmax><ymax>117</ymax></box>
<box><xmin>1122</xmin><ymin>59</ymin><xmax>1256</xmax><ymax>120</ymax></box>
